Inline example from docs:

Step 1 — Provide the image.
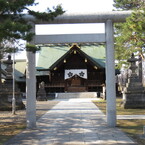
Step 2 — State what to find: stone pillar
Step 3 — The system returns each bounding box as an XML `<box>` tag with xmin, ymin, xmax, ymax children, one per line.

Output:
<box><xmin>26</xmin><ymin>22</ymin><xmax>36</xmax><ymax>129</ymax></box>
<box><xmin>105</xmin><ymin>19</ymin><xmax>116</xmax><ymax>127</ymax></box>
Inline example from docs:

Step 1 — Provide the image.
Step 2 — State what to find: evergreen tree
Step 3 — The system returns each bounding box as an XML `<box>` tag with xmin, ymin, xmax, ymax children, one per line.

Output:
<box><xmin>0</xmin><ymin>0</ymin><xmax>65</xmax><ymax>57</ymax></box>
<box><xmin>0</xmin><ymin>0</ymin><xmax>64</xmax><ymax>52</ymax></box>
<box><xmin>0</xmin><ymin>0</ymin><xmax>64</xmax><ymax>85</ymax></box>
<box><xmin>113</xmin><ymin>0</ymin><xmax>142</xmax><ymax>10</ymax></box>
<box><xmin>113</xmin><ymin>0</ymin><xmax>145</xmax><ymax>68</ymax></box>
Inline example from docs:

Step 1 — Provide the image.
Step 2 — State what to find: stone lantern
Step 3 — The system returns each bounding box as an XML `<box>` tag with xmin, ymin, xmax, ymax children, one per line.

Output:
<box><xmin>123</xmin><ymin>53</ymin><xmax>145</xmax><ymax>109</ymax></box>
<box><xmin>0</xmin><ymin>55</ymin><xmax>25</xmax><ymax>110</ymax></box>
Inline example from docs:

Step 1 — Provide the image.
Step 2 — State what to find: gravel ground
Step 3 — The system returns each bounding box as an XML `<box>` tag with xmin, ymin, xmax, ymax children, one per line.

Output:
<box><xmin>0</xmin><ymin>100</ymin><xmax>59</xmax><ymax>144</ymax></box>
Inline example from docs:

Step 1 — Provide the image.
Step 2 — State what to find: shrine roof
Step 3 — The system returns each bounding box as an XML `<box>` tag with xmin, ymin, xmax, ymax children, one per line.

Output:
<box><xmin>14</xmin><ymin>59</ymin><xmax>26</xmax><ymax>82</ymax></box>
<box><xmin>36</xmin><ymin>44</ymin><xmax>105</xmax><ymax>71</ymax></box>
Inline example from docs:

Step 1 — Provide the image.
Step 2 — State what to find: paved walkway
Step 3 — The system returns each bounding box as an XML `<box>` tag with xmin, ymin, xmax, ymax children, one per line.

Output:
<box><xmin>5</xmin><ymin>99</ymin><xmax>136</xmax><ymax>145</ymax></box>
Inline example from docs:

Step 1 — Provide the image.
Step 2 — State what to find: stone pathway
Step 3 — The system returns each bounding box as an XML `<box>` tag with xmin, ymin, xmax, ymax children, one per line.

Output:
<box><xmin>5</xmin><ymin>99</ymin><xmax>136</xmax><ymax>145</ymax></box>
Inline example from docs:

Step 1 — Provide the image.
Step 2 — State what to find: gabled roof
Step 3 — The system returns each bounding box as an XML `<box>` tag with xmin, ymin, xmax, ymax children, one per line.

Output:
<box><xmin>36</xmin><ymin>44</ymin><xmax>106</xmax><ymax>71</ymax></box>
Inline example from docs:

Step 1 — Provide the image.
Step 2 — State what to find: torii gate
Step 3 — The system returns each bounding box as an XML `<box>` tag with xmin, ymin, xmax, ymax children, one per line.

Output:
<box><xmin>25</xmin><ymin>11</ymin><xmax>132</xmax><ymax>129</ymax></box>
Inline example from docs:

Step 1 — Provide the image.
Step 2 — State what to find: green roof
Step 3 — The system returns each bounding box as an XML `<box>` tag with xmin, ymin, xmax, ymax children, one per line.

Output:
<box><xmin>37</xmin><ymin>46</ymin><xmax>69</xmax><ymax>69</ymax></box>
<box><xmin>14</xmin><ymin>59</ymin><xmax>26</xmax><ymax>82</ymax></box>
<box><xmin>80</xmin><ymin>45</ymin><xmax>105</xmax><ymax>67</ymax></box>
<box><xmin>36</xmin><ymin>45</ymin><xmax>106</xmax><ymax>70</ymax></box>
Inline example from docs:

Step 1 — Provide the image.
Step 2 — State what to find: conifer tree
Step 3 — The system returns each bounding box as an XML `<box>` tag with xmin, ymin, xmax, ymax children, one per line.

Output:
<box><xmin>0</xmin><ymin>0</ymin><xmax>64</xmax><ymax>50</ymax></box>
<box><xmin>0</xmin><ymin>0</ymin><xmax>64</xmax><ymax>87</ymax></box>
<box><xmin>113</xmin><ymin>0</ymin><xmax>145</xmax><ymax>68</ymax></box>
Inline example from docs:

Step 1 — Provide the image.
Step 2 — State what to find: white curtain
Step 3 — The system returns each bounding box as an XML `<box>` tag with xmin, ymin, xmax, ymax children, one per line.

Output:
<box><xmin>65</xmin><ymin>69</ymin><xmax>87</xmax><ymax>80</ymax></box>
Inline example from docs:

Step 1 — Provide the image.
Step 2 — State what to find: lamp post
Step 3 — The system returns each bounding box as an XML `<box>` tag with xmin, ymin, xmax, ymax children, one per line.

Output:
<box><xmin>12</xmin><ymin>51</ymin><xmax>16</xmax><ymax>115</ymax></box>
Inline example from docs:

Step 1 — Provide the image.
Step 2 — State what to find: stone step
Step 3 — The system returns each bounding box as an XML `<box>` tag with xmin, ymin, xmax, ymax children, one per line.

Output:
<box><xmin>55</xmin><ymin>92</ymin><xmax>98</xmax><ymax>99</ymax></box>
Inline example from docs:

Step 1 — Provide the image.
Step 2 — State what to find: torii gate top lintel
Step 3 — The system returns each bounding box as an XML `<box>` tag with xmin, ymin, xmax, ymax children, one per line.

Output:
<box><xmin>24</xmin><ymin>11</ymin><xmax>132</xmax><ymax>24</ymax></box>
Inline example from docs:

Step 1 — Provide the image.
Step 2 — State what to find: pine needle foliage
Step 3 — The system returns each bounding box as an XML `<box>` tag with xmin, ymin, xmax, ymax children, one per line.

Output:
<box><xmin>0</xmin><ymin>0</ymin><xmax>65</xmax><ymax>53</ymax></box>
<box><xmin>113</xmin><ymin>0</ymin><xmax>145</xmax><ymax>68</ymax></box>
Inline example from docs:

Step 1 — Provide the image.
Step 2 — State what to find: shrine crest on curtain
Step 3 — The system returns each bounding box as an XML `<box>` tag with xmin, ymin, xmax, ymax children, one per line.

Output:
<box><xmin>64</xmin><ymin>69</ymin><xmax>87</xmax><ymax>80</ymax></box>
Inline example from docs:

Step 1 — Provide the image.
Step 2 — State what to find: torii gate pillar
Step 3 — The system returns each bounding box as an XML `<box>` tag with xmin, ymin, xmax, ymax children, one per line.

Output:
<box><xmin>26</xmin><ymin>23</ymin><xmax>36</xmax><ymax>129</ymax></box>
<box><xmin>105</xmin><ymin>19</ymin><xmax>116</xmax><ymax>127</ymax></box>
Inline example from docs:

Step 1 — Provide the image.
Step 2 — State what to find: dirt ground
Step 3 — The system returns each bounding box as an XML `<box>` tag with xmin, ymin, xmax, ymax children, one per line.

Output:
<box><xmin>0</xmin><ymin>100</ymin><xmax>59</xmax><ymax>144</ymax></box>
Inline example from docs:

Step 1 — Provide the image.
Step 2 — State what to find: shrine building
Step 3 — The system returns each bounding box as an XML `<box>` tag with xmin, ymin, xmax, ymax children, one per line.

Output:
<box><xmin>36</xmin><ymin>43</ymin><xmax>106</xmax><ymax>93</ymax></box>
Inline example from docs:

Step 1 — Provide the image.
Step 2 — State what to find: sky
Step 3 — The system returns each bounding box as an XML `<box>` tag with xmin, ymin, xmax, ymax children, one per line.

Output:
<box><xmin>15</xmin><ymin>0</ymin><xmax>114</xmax><ymax>59</ymax></box>
<box><xmin>35</xmin><ymin>0</ymin><xmax>114</xmax><ymax>35</ymax></box>
<box><xmin>33</xmin><ymin>0</ymin><xmax>114</xmax><ymax>13</ymax></box>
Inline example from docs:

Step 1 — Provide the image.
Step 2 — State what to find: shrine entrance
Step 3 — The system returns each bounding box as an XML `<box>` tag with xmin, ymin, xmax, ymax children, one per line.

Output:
<box><xmin>71</xmin><ymin>75</ymin><xmax>81</xmax><ymax>86</ymax></box>
<box><xmin>66</xmin><ymin>75</ymin><xmax>86</xmax><ymax>92</ymax></box>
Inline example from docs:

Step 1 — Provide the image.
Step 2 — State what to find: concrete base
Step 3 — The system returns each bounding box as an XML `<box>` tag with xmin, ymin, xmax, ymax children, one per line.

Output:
<box><xmin>123</xmin><ymin>92</ymin><xmax>145</xmax><ymax>109</ymax></box>
<box><xmin>55</xmin><ymin>92</ymin><xmax>98</xmax><ymax>99</ymax></box>
<box><xmin>123</xmin><ymin>77</ymin><xmax>145</xmax><ymax>109</ymax></box>
<box><xmin>0</xmin><ymin>91</ymin><xmax>25</xmax><ymax>111</ymax></box>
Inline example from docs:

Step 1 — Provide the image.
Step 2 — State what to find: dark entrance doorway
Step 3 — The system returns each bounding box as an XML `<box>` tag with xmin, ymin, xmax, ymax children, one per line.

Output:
<box><xmin>66</xmin><ymin>75</ymin><xmax>86</xmax><ymax>92</ymax></box>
